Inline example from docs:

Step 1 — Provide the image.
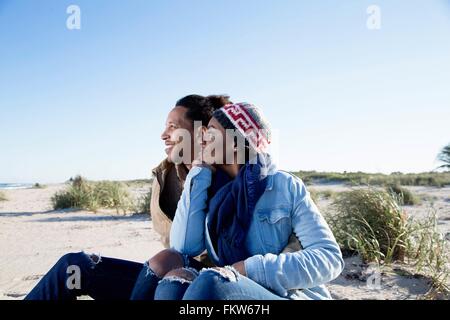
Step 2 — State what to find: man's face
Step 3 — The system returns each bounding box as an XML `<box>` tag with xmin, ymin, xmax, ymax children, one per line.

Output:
<box><xmin>161</xmin><ymin>106</ymin><xmax>195</xmax><ymax>164</ymax></box>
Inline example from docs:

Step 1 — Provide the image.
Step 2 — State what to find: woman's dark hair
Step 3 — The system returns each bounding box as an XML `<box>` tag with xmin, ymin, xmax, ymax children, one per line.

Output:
<box><xmin>175</xmin><ymin>94</ymin><xmax>231</xmax><ymax>126</ymax></box>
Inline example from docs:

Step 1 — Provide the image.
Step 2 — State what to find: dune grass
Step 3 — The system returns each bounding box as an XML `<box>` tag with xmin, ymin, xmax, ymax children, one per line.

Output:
<box><xmin>386</xmin><ymin>184</ymin><xmax>420</xmax><ymax>205</ymax></box>
<box><xmin>295</xmin><ymin>170</ymin><xmax>450</xmax><ymax>187</ymax></box>
<box><xmin>308</xmin><ymin>189</ymin><xmax>336</xmax><ymax>203</ymax></box>
<box><xmin>407</xmin><ymin>211</ymin><xmax>450</xmax><ymax>299</ymax></box>
<box><xmin>133</xmin><ymin>188</ymin><xmax>152</xmax><ymax>214</ymax></box>
<box><xmin>326</xmin><ymin>188</ymin><xmax>449</xmax><ymax>298</ymax></box>
<box><xmin>0</xmin><ymin>191</ymin><xmax>7</xmax><ymax>202</ymax></box>
<box><xmin>52</xmin><ymin>176</ymin><xmax>133</xmax><ymax>213</ymax></box>
<box><xmin>327</xmin><ymin>188</ymin><xmax>409</xmax><ymax>263</ymax></box>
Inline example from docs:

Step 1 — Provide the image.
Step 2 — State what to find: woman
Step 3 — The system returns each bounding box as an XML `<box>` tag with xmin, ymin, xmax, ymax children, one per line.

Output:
<box><xmin>166</xmin><ymin>102</ymin><xmax>345</xmax><ymax>300</ymax></box>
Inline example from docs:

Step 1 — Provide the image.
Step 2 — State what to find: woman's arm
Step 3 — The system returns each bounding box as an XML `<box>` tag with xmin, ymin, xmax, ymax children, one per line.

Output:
<box><xmin>244</xmin><ymin>176</ymin><xmax>344</xmax><ymax>297</ymax></box>
<box><xmin>170</xmin><ymin>166</ymin><xmax>212</xmax><ymax>257</ymax></box>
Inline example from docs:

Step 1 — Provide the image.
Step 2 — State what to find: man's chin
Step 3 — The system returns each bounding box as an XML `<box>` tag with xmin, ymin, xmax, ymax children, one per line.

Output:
<box><xmin>167</xmin><ymin>154</ymin><xmax>191</xmax><ymax>166</ymax></box>
<box><xmin>166</xmin><ymin>153</ymin><xmax>176</xmax><ymax>164</ymax></box>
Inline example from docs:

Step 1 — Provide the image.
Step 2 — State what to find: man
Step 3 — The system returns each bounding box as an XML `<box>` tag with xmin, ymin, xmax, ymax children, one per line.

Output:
<box><xmin>150</xmin><ymin>94</ymin><xmax>232</xmax><ymax>264</ymax></box>
<box><xmin>151</xmin><ymin>95</ymin><xmax>226</xmax><ymax>246</ymax></box>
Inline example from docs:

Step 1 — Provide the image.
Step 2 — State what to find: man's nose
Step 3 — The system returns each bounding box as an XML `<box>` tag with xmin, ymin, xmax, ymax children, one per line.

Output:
<box><xmin>161</xmin><ymin>129</ymin><xmax>169</xmax><ymax>140</ymax></box>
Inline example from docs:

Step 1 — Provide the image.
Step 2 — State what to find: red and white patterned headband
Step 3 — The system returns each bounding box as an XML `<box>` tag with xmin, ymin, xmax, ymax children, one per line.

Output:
<box><xmin>221</xmin><ymin>103</ymin><xmax>270</xmax><ymax>153</ymax></box>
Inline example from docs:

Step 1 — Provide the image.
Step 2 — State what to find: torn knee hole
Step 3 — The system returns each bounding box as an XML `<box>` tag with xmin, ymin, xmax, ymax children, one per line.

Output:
<box><xmin>200</xmin><ymin>266</ymin><xmax>239</xmax><ymax>282</ymax></box>
<box><xmin>164</xmin><ymin>268</ymin><xmax>198</xmax><ymax>281</ymax></box>
<box><xmin>160</xmin><ymin>267</ymin><xmax>199</xmax><ymax>284</ymax></box>
<box><xmin>89</xmin><ymin>255</ymin><xmax>100</xmax><ymax>263</ymax></box>
<box><xmin>82</xmin><ymin>252</ymin><xmax>102</xmax><ymax>269</ymax></box>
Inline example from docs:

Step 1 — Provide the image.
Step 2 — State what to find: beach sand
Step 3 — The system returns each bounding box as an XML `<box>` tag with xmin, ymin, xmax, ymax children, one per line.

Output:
<box><xmin>0</xmin><ymin>183</ymin><xmax>449</xmax><ymax>300</ymax></box>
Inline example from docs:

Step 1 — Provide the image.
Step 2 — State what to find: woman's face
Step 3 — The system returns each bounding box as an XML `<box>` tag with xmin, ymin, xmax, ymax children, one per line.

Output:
<box><xmin>203</xmin><ymin>117</ymin><xmax>235</xmax><ymax>165</ymax></box>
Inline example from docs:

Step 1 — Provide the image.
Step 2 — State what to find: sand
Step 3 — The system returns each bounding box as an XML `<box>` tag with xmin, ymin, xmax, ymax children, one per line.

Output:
<box><xmin>0</xmin><ymin>183</ymin><xmax>449</xmax><ymax>300</ymax></box>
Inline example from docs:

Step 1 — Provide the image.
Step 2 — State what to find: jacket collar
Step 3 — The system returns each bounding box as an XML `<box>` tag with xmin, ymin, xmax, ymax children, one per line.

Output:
<box><xmin>265</xmin><ymin>174</ymin><xmax>274</xmax><ymax>191</ymax></box>
<box><xmin>152</xmin><ymin>158</ymin><xmax>188</xmax><ymax>186</ymax></box>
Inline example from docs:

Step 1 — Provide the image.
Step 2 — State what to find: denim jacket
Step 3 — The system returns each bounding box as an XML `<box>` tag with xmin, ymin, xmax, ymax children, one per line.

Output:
<box><xmin>170</xmin><ymin>166</ymin><xmax>344</xmax><ymax>300</ymax></box>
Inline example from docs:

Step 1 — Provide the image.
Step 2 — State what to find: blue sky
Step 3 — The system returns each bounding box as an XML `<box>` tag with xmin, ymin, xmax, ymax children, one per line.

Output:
<box><xmin>1</xmin><ymin>0</ymin><xmax>450</xmax><ymax>183</ymax></box>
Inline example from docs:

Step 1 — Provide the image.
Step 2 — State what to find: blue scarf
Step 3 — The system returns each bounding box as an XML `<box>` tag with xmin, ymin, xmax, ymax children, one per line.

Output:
<box><xmin>206</xmin><ymin>161</ymin><xmax>268</xmax><ymax>266</ymax></box>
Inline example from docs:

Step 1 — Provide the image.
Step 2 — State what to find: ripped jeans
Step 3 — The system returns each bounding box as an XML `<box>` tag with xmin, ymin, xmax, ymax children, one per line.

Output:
<box><xmin>25</xmin><ymin>252</ymin><xmax>286</xmax><ymax>300</ymax></box>
<box><xmin>133</xmin><ymin>264</ymin><xmax>287</xmax><ymax>300</ymax></box>
<box><xmin>181</xmin><ymin>267</ymin><xmax>287</xmax><ymax>300</ymax></box>
<box><xmin>24</xmin><ymin>251</ymin><xmax>203</xmax><ymax>300</ymax></box>
<box><xmin>25</xmin><ymin>252</ymin><xmax>144</xmax><ymax>300</ymax></box>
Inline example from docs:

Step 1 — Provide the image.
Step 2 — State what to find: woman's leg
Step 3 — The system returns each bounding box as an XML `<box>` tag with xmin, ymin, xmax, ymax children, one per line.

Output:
<box><xmin>153</xmin><ymin>267</ymin><xmax>199</xmax><ymax>300</ymax></box>
<box><xmin>182</xmin><ymin>267</ymin><xmax>288</xmax><ymax>300</ymax></box>
<box><xmin>130</xmin><ymin>248</ymin><xmax>202</xmax><ymax>300</ymax></box>
<box><xmin>25</xmin><ymin>252</ymin><xmax>143</xmax><ymax>300</ymax></box>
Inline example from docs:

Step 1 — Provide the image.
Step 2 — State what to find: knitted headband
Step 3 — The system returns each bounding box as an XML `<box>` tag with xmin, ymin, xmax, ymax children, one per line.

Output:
<box><xmin>212</xmin><ymin>103</ymin><xmax>271</xmax><ymax>153</ymax></box>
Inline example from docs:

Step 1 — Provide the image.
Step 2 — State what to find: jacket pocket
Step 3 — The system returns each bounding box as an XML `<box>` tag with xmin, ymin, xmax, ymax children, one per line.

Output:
<box><xmin>256</xmin><ymin>206</ymin><xmax>292</xmax><ymax>253</ymax></box>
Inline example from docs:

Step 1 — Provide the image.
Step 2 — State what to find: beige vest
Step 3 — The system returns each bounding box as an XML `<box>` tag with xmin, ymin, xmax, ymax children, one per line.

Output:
<box><xmin>150</xmin><ymin>159</ymin><xmax>185</xmax><ymax>248</ymax></box>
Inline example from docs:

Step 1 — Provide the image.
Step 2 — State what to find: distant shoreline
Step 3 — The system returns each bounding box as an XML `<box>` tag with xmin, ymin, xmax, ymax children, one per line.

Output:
<box><xmin>0</xmin><ymin>183</ymin><xmax>34</xmax><ymax>190</ymax></box>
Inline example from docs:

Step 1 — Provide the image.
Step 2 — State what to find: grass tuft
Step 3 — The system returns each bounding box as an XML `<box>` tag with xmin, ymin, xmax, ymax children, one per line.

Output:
<box><xmin>406</xmin><ymin>211</ymin><xmax>450</xmax><ymax>299</ymax></box>
<box><xmin>328</xmin><ymin>188</ymin><xmax>408</xmax><ymax>264</ymax></box>
<box><xmin>133</xmin><ymin>188</ymin><xmax>152</xmax><ymax>214</ymax></box>
<box><xmin>326</xmin><ymin>188</ymin><xmax>449</xmax><ymax>298</ymax></box>
<box><xmin>308</xmin><ymin>189</ymin><xmax>336</xmax><ymax>203</ymax></box>
<box><xmin>51</xmin><ymin>175</ymin><xmax>133</xmax><ymax>213</ymax></box>
<box><xmin>386</xmin><ymin>184</ymin><xmax>420</xmax><ymax>205</ymax></box>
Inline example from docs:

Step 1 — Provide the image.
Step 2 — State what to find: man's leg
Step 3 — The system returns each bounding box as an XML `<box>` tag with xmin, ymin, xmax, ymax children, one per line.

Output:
<box><xmin>25</xmin><ymin>252</ymin><xmax>143</xmax><ymax>300</ymax></box>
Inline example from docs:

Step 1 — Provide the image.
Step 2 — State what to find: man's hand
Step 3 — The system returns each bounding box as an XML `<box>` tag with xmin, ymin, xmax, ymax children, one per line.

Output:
<box><xmin>232</xmin><ymin>260</ymin><xmax>247</xmax><ymax>277</ymax></box>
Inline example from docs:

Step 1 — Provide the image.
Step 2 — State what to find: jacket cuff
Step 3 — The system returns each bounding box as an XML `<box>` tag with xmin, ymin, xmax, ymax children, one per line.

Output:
<box><xmin>244</xmin><ymin>255</ymin><xmax>267</xmax><ymax>288</ymax></box>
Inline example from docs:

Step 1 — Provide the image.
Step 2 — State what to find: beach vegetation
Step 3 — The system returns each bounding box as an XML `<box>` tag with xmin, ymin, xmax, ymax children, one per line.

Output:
<box><xmin>133</xmin><ymin>188</ymin><xmax>152</xmax><ymax>215</ymax></box>
<box><xmin>386</xmin><ymin>184</ymin><xmax>419</xmax><ymax>205</ymax></box>
<box><xmin>437</xmin><ymin>143</ymin><xmax>450</xmax><ymax>171</ymax></box>
<box><xmin>51</xmin><ymin>175</ymin><xmax>133</xmax><ymax>213</ymax></box>
<box><xmin>326</xmin><ymin>188</ymin><xmax>449</xmax><ymax>298</ymax></box>
<box><xmin>295</xmin><ymin>170</ymin><xmax>450</xmax><ymax>187</ymax></box>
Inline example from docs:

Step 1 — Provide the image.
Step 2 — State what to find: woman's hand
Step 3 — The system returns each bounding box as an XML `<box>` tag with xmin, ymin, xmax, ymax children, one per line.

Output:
<box><xmin>192</xmin><ymin>125</ymin><xmax>216</xmax><ymax>172</ymax></box>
